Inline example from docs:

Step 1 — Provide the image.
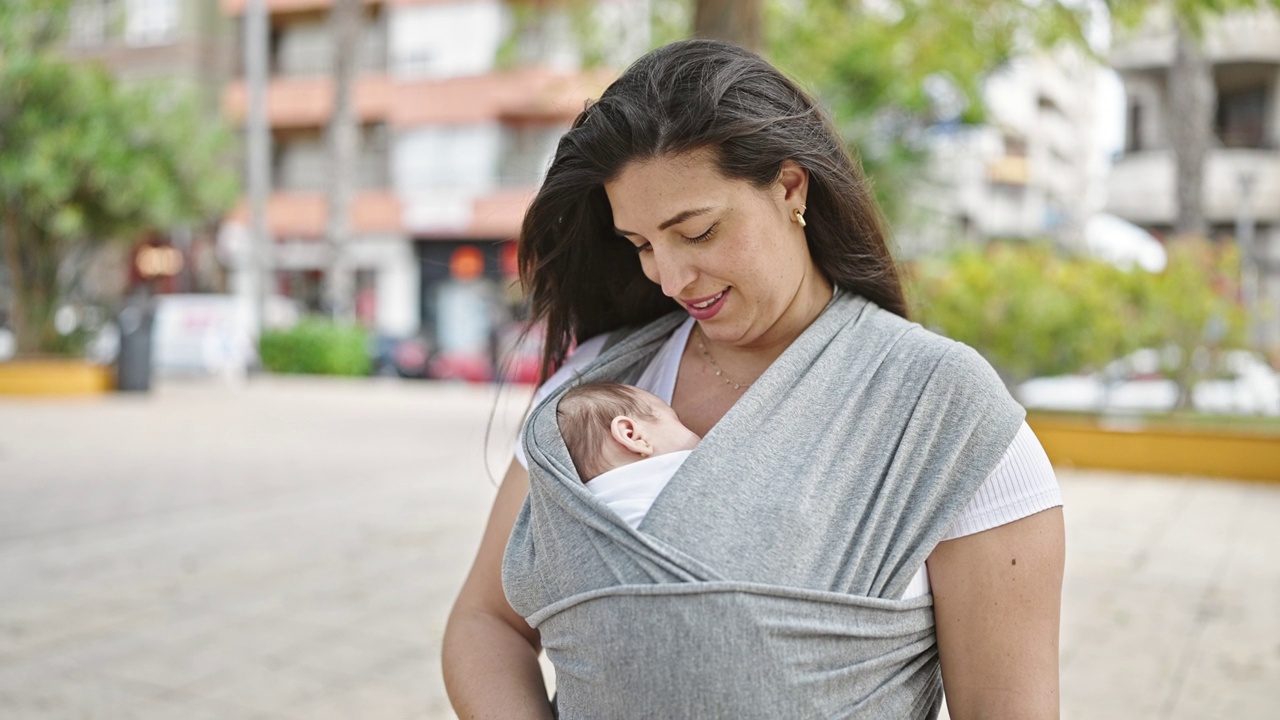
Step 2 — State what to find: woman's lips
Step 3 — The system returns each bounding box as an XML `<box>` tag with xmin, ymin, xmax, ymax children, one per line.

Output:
<box><xmin>683</xmin><ymin>289</ymin><xmax>728</xmax><ymax>320</ymax></box>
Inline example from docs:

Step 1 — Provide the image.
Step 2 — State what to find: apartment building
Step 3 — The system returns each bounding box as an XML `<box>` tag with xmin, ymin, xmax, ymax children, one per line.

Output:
<box><xmin>217</xmin><ymin>0</ymin><xmax>647</xmax><ymax>371</ymax></box>
<box><xmin>1107</xmin><ymin>8</ymin><xmax>1280</xmax><ymax>349</ymax></box>
<box><xmin>905</xmin><ymin>49</ymin><xmax>1102</xmax><ymax>256</ymax></box>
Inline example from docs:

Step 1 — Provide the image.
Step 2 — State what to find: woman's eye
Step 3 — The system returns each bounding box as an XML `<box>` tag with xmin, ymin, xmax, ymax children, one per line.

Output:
<box><xmin>685</xmin><ymin>223</ymin><xmax>718</xmax><ymax>244</ymax></box>
<box><xmin>634</xmin><ymin>241</ymin><xmax>652</xmax><ymax>254</ymax></box>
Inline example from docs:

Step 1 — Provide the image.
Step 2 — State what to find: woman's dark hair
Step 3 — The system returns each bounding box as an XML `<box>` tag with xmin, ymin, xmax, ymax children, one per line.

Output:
<box><xmin>520</xmin><ymin>38</ymin><xmax>906</xmax><ymax>382</ymax></box>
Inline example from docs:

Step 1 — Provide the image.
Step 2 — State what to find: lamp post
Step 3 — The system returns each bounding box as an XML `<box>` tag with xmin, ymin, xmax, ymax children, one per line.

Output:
<box><xmin>1235</xmin><ymin>171</ymin><xmax>1258</xmax><ymax>348</ymax></box>
<box><xmin>245</xmin><ymin>0</ymin><xmax>272</xmax><ymax>338</ymax></box>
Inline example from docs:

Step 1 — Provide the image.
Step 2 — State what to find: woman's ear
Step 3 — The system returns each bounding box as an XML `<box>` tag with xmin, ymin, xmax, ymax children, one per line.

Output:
<box><xmin>610</xmin><ymin>415</ymin><xmax>653</xmax><ymax>457</ymax></box>
<box><xmin>777</xmin><ymin>159</ymin><xmax>809</xmax><ymax>207</ymax></box>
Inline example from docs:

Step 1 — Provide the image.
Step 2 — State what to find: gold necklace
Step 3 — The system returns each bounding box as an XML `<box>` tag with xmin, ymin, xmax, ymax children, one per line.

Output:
<box><xmin>695</xmin><ymin>327</ymin><xmax>752</xmax><ymax>391</ymax></box>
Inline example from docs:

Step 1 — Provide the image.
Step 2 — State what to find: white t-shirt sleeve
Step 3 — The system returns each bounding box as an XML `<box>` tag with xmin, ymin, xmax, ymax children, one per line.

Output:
<box><xmin>941</xmin><ymin>421</ymin><xmax>1062</xmax><ymax>541</ymax></box>
<box><xmin>512</xmin><ymin>334</ymin><xmax>609</xmax><ymax>470</ymax></box>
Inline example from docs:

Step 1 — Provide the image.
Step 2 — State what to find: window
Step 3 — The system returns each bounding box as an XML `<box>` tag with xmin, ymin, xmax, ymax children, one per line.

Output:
<box><xmin>389</xmin><ymin>1</ymin><xmax>503</xmax><ymax>79</ymax></box>
<box><xmin>498</xmin><ymin>125</ymin><xmax>562</xmax><ymax>187</ymax></box>
<box><xmin>1216</xmin><ymin>87</ymin><xmax>1268</xmax><ymax>149</ymax></box>
<box><xmin>274</xmin><ymin>20</ymin><xmax>387</xmax><ymax>77</ymax></box>
<box><xmin>1125</xmin><ymin>102</ymin><xmax>1143</xmax><ymax>152</ymax></box>
<box><xmin>393</xmin><ymin>125</ymin><xmax>500</xmax><ymax>192</ymax></box>
<box><xmin>125</xmin><ymin>0</ymin><xmax>179</xmax><ymax>46</ymax></box>
<box><xmin>273</xmin><ymin>125</ymin><xmax>391</xmax><ymax>192</ymax></box>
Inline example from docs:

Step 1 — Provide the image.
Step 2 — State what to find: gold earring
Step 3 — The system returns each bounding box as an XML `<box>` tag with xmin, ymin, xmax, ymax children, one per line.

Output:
<box><xmin>793</xmin><ymin>207</ymin><xmax>806</xmax><ymax>227</ymax></box>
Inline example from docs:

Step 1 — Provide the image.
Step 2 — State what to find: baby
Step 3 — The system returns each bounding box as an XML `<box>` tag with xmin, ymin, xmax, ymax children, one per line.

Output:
<box><xmin>556</xmin><ymin>382</ymin><xmax>700</xmax><ymax>528</ymax></box>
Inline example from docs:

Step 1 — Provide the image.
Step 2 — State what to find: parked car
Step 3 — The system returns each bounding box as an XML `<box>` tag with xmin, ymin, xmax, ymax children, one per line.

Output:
<box><xmin>427</xmin><ymin>350</ymin><xmax>493</xmax><ymax>383</ymax></box>
<box><xmin>1017</xmin><ymin>349</ymin><xmax>1280</xmax><ymax>416</ymax></box>
<box><xmin>369</xmin><ymin>334</ymin><xmax>431</xmax><ymax>379</ymax></box>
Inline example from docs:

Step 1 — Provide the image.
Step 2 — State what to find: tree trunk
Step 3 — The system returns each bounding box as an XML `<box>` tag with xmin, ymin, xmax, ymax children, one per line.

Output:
<box><xmin>693</xmin><ymin>0</ymin><xmax>763</xmax><ymax>53</ymax></box>
<box><xmin>1167</xmin><ymin>20</ymin><xmax>1215</xmax><ymax>240</ymax></box>
<box><xmin>324</xmin><ymin>0</ymin><xmax>360</xmax><ymax>322</ymax></box>
<box><xmin>1</xmin><ymin>207</ymin><xmax>61</xmax><ymax>355</ymax></box>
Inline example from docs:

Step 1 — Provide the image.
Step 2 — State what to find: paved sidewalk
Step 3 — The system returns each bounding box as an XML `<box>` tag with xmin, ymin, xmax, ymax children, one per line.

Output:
<box><xmin>0</xmin><ymin>378</ymin><xmax>1276</xmax><ymax>719</ymax></box>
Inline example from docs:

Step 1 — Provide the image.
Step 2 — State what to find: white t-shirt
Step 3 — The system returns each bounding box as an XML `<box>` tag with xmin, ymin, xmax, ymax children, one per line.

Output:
<box><xmin>517</xmin><ymin>317</ymin><xmax>1063</xmax><ymax>599</ymax></box>
<box><xmin>585</xmin><ymin>450</ymin><xmax>693</xmax><ymax>530</ymax></box>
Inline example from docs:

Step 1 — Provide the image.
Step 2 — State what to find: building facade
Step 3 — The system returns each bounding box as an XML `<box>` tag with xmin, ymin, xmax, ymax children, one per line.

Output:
<box><xmin>1107</xmin><ymin>7</ymin><xmax>1280</xmax><ymax>350</ymax></box>
<box><xmin>904</xmin><ymin>49</ymin><xmax>1102</xmax><ymax>257</ymax></box>
<box><xmin>217</xmin><ymin>0</ymin><xmax>648</xmax><ymax>374</ymax></box>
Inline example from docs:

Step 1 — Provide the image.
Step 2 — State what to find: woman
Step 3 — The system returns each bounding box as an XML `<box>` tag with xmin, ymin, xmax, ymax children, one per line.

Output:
<box><xmin>443</xmin><ymin>39</ymin><xmax>1064</xmax><ymax>719</ymax></box>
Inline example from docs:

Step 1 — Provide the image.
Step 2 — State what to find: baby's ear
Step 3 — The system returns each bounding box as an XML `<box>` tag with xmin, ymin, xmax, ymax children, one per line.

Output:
<box><xmin>610</xmin><ymin>415</ymin><xmax>652</xmax><ymax>457</ymax></box>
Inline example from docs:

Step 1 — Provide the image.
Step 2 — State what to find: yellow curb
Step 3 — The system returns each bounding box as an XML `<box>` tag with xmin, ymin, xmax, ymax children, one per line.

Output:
<box><xmin>1028</xmin><ymin>413</ymin><xmax>1280</xmax><ymax>483</ymax></box>
<box><xmin>0</xmin><ymin>360</ymin><xmax>115</xmax><ymax>396</ymax></box>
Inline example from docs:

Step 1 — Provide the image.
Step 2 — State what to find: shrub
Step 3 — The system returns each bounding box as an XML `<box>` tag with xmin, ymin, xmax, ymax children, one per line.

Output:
<box><xmin>907</xmin><ymin>238</ymin><xmax>1246</xmax><ymax>398</ymax></box>
<box><xmin>258</xmin><ymin>320</ymin><xmax>371</xmax><ymax>377</ymax></box>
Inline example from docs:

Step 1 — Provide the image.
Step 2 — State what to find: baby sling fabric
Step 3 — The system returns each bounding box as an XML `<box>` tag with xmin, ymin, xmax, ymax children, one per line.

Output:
<box><xmin>503</xmin><ymin>292</ymin><xmax>1025</xmax><ymax>719</ymax></box>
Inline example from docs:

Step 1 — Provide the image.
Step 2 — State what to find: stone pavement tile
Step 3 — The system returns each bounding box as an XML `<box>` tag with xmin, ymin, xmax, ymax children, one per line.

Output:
<box><xmin>277</xmin><ymin>678</ymin><xmax>445</xmax><ymax>720</ymax></box>
<box><xmin>1129</xmin><ymin>483</ymin><xmax>1247</xmax><ymax>585</ymax></box>
<box><xmin>0</xmin><ymin>673</ymin><xmax>257</xmax><ymax>720</ymax></box>
<box><xmin>1060</xmin><ymin>576</ymin><xmax>1208</xmax><ymax>719</ymax></box>
<box><xmin>97</xmin><ymin>615</ymin><xmax>316</xmax><ymax>691</ymax></box>
<box><xmin>265</xmin><ymin>628</ymin><xmax>414</xmax><ymax>681</ymax></box>
<box><xmin>180</xmin><ymin>658</ymin><xmax>346</xmax><ymax>716</ymax></box>
<box><xmin>1154</xmin><ymin>484</ymin><xmax>1280</xmax><ymax>720</ymax></box>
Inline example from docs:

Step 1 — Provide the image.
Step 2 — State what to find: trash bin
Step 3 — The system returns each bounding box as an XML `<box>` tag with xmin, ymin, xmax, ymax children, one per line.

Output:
<box><xmin>116</xmin><ymin>291</ymin><xmax>155</xmax><ymax>392</ymax></box>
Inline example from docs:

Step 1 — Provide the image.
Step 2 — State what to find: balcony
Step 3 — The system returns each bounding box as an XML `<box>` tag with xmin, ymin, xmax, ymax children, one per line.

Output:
<box><xmin>988</xmin><ymin>156</ymin><xmax>1030</xmax><ymax>186</ymax></box>
<box><xmin>225</xmin><ymin>188</ymin><xmax>539</xmax><ymax>240</ymax></box>
<box><xmin>226</xmin><ymin>191</ymin><xmax>402</xmax><ymax>238</ymax></box>
<box><xmin>390</xmin><ymin>67</ymin><xmax>613</xmax><ymax>126</ymax></box>
<box><xmin>223</xmin><ymin>74</ymin><xmax>393</xmax><ymax>127</ymax></box>
<box><xmin>1112</xmin><ymin>8</ymin><xmax>1280</xmax><ymax>70</ymax></box>
<box><xmin>221</xmin><ymin>0</ymin><xmax>385</xmax><ymax>15</ymax></box>
<box><xmin>1105</xmin><ymin>149</ymin><xmax>1280</xmax><ymax>227</ymax></box>
<box><xmin>223</xmin><ymin>67</ymin><xmax>609</xmax><ymax>129</ymax></box>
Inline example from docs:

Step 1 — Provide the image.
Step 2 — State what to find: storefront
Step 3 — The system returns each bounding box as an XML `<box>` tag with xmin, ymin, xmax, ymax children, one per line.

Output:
<box><xmin>414</xmin><ymin>238</ymin><xmax>524</xmax><ymax>381</ymax></box>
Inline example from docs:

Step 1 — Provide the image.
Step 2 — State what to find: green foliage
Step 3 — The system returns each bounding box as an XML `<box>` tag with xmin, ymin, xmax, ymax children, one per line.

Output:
<box><xmin>765</xmin><ymin>0</ymin><xmax>1094</xmax><ymax>221</ymax></box>
<box><xmin>909</xmin><ymin>240</ymin><xmax>1247</xmax><ymax>393</ymax></box>
<box><xmin>258</xmin><ymin>320</ymin><xmax>372</xmax><ymax>377</ymax></box>
<box><xmin>499</xmin><ymin>0</ymin><xmax>624</xmax><ymax>70</ymax></box>
<box><xmin>910</xmin><ymin>242</ymin><xmax>1145</xmax><ymax>384</ymax></box>
<box><xmin>1136</xmin><ymin>237</ymin><xmax>1248</xmax><ymax>407</ymax></box>
<box><xmin>1106</xmin><ymin>0</ymin><xmax>1280</xmax><ymax>36</ymax></box>
<box><xmin>0</xmin><ymin>2</ymin><xmax>237</xmax><ymax>355</ymax></box>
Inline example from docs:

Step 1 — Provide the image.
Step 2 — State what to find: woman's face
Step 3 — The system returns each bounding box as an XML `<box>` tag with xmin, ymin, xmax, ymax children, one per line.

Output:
<box><xmin>604</xmin><ymin>149</ymin><xmax>830</xmax><ymax>350</ymax></box>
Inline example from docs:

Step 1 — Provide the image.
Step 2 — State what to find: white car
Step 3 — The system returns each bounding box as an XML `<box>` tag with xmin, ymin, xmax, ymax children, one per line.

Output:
<box><xmin>1017</xmin><ymin>349</ymin><xmax>1280</xmax><ymax>416</ymax></box>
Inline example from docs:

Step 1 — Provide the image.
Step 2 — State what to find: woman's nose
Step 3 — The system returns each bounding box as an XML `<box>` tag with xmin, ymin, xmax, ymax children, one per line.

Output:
<box><xmin>651</xmin><ymin>247</ymin><xmax>695</xmax><ymax>298</ymax></box>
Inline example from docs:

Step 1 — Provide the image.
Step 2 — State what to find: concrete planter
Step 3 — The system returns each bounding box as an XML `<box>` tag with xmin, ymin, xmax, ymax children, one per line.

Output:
<box><xmin>1027</xmin><ymin>412</ymin><xmax>1280</xmax><ymax>483</ymax></box>
<box><xmin>0</xmin><ymin>360</ymin><xmax>114</xmax><ymax>396</ymax></box>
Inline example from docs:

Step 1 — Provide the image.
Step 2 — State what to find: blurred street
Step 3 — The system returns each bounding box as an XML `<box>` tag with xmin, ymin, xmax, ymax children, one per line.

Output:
<box><xmin>1</xmin><ymin>378</ymin><xmax>1277</xmax><ymax>719</ymax></box>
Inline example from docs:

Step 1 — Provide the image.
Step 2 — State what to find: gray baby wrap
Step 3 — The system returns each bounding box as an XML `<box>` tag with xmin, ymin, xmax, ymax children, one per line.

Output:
<box><xmin>503</xmin><ymin>293</ymin><xmax>1025</xmax><ymax>719</ymax></box>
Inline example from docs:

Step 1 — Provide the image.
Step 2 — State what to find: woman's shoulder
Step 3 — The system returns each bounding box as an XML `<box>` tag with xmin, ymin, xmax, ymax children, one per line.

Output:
<box><xmin>855</xmin><ymin>299</ymin><xmax>1006</xmax><ymax>393</ymax></box>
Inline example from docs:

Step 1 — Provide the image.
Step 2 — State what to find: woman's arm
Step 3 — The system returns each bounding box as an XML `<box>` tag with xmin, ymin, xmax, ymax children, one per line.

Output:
<box><xmin>442</xmin><ymin>459</ymin><xmax>555</xmax><ymax>720</ymax></box>
<box><xmin>927</xmin><ymin>506</ymin><xmax>1065</xmax><ymax>720</ymax></box>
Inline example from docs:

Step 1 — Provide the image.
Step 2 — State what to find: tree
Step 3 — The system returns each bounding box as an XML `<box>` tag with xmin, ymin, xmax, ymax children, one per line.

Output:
<box><xmin>909</xmin><ymin>240</ymin><xmax>1246</xmax><ymax>403</ymax></box>
<box><xmin>910</xmin><ymin>243</ymin><xmax>1149</xmax><ymax>386</ymax></box>
<box><xmin>763</xmin><ymin>0</ymin><xmax>1089</xmax><ymax>222</ymax></box>
<box><xmin>324</xmin><ymin>0</ymin><xmax>360</xmax><ymax>322</ymax></box>
<box><xmin>0</xmin><ymin>0</ymin><xmax>236</xmax><ymax>355</ymax></box>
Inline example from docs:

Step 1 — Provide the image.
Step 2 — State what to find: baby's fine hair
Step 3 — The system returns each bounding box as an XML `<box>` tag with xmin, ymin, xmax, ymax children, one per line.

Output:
<box><xmin>557</xmin><ymin>382</ymin><xmax>657</xmax><ymax>482</ymax></box>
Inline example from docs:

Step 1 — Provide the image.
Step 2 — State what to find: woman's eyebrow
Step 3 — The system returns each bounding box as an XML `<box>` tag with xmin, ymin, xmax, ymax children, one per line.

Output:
<box><xmin>614</xmin><ymin>206</ymin><xmax>715</xmax><ymax>236</ymax></box>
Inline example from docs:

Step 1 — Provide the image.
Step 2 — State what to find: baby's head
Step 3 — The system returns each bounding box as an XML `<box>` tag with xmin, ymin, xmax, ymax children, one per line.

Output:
<box><xmin>557</xmin><ymin>382</ymin><xmax>700</xmax><ymax>482</ymax></box>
